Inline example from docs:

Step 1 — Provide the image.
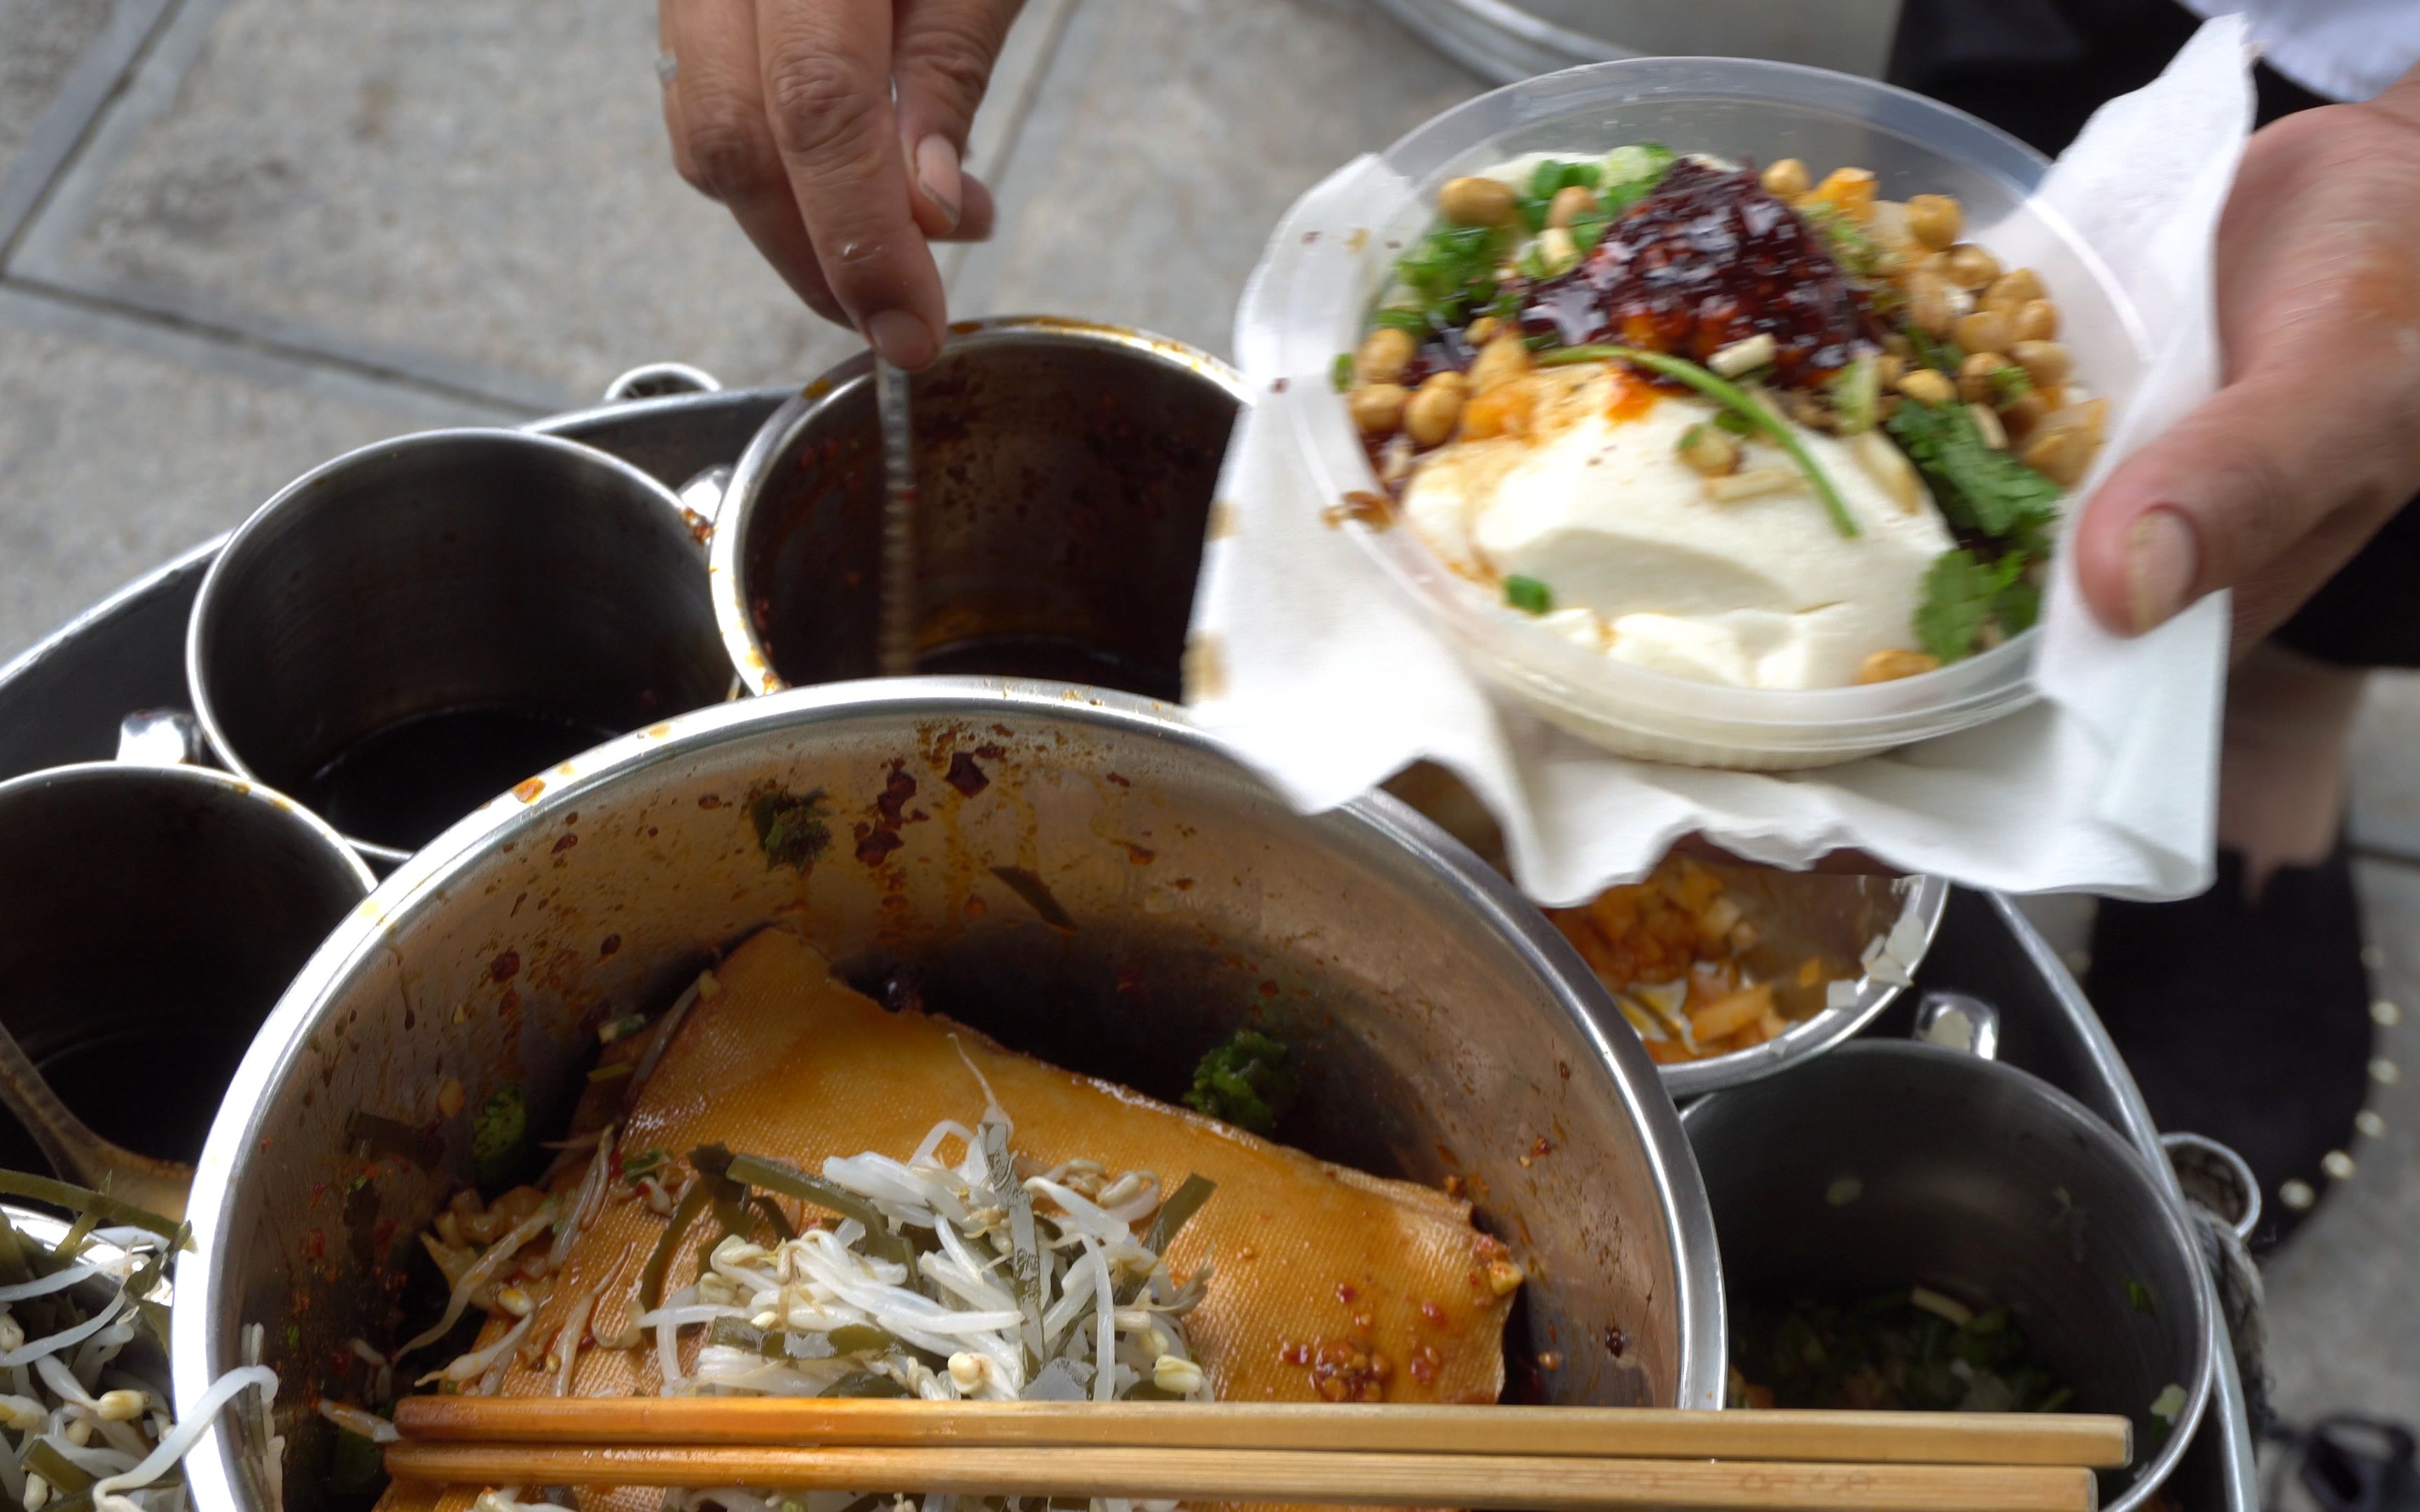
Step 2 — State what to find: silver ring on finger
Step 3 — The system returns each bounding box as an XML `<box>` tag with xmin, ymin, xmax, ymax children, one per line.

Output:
<box><xmin>654</xmin><ymin>50</ymin><xmax>679</xmax><ymax>86</ymax></box>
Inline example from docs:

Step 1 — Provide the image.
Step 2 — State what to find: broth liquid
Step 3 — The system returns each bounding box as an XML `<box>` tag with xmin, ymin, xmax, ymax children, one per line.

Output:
<box><xmin>303</xmin><ymin>705</ymin><xmax>620</xmax><ymax>852</ymax></box>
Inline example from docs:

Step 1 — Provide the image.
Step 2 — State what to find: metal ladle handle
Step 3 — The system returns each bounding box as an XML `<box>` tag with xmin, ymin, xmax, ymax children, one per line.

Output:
<box><xmin>0</xmin><ymin>1016</ymin><xmax>189</xmax><ymax>1222</ymax></box>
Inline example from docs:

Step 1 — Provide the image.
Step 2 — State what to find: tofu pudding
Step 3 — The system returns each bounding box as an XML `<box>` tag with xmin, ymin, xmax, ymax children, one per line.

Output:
<box><xmin>1347</xmin><ymin>148</ymin><xmax>2106</xmax><ymax>692</ymax></box>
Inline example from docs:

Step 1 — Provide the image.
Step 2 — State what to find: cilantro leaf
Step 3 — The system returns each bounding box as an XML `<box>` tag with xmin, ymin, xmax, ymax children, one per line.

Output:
<box><xmin>1914</xmin><ymin>550</ymin><xmax>2040</xmax><ymax>663</ymax></box>
<box><xmin>1504</xmin><ymin>575</ymin><xmax>1554</xmax><ymax>615</ymax></box>
<box><xmin>1183</xmin><ymin>1029</ymin><xmax>1298</xmax><ymax>1135</ymax></box>
<box><xmin>1885</xmin><ymin>400</ymin><xmax>2064</xmax><ymax>547</ymax></box>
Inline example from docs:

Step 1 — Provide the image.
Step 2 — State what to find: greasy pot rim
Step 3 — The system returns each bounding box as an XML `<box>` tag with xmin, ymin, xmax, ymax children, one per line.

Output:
<box><xmin>171</xmin><ymin>677</ymin><xmax>1727</xmax><ymax>1512</ymax></box>
<box><xmin>707</xmin><ymin>317</ymin><xmax>1251</xmax><ymax>697</ymax></box>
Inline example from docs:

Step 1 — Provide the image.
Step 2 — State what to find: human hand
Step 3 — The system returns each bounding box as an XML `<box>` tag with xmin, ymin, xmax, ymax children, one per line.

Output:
<box><xmin>2072</xmin><ymin>65</ymin><xmax>2420</xmax><ymax>647</ymax></box>
<box><xmin>655</xmin><ymin>0</ymin><xmax>1025</xmax><ymax>369</ymax></box>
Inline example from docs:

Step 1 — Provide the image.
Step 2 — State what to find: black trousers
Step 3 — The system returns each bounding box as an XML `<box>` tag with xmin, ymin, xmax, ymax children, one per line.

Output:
<box><xmin>1889</xmin><ymin>0</ymin><xmax>2420</xmax><ymax>668</ymax></box>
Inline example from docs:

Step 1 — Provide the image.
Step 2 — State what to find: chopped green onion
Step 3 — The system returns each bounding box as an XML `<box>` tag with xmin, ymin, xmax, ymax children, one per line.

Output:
<box><xmin>1373</xmin><ymin>307</ymin><xmax>1432</xmax><ymax>335</ymax></box>
<box><xmin>1907</xmin><ymin>326</ymin><xmax>1966</xmax><ymax>376</ymax></box>
<box><xmin>1676</xmin><ymin>423</ymin><xmax>1707</xmax><ymax>455</ymax></box>
<box><xmin>1538</xmin><ymin>344</ymin><xmax>1859</xmax><ymax>538</ymax></box>
<box><xmin>1331</xmin><ymin>352</ymin><xmax>1355</xmax><ymax>393</ymax></box>
<box><xmin>1712</xmin><ymin>409</ymin><xmax>1754</xmax><ymax>437</ymax></box>
<box><xmin>1828</xmin><ymin>354</ymin><xmax>1880</xmax><ymax>435</ymax></box>
<box><xmin>1503</xmin><ymin>575</ymin><xmax>1554</xmax><ymax>615</ymax></box>
<box><xmin>1989</xmin><ymin>363</ymin><xmax>2034</xmax><ymax>408</ymax></box>
<box><xmin>2125</xmin><ymin>1278</ymin><xmax>2156</xmax><ymax>1315</ymax></box>
<box><xmin>597</xmin><ymin>1013</ymin><xmax>650</xmax><ymax>1045</ymax></box>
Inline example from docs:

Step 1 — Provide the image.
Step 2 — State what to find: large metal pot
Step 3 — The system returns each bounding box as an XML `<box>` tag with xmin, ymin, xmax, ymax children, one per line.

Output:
<box><xmin>172</xmin><ymin>680</ymin><xmax>1725</xmax><ymax>1512</ymax></box>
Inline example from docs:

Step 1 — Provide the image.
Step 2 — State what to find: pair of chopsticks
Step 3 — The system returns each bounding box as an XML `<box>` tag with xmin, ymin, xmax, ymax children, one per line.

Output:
<box><xmin>389</xmin><ymin>1398</ymin><xmax>2128</xmax><ymax>1511</ymax></box>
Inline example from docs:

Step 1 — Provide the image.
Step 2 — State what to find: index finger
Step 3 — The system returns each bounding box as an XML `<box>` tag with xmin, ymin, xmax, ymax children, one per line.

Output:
<box><xmin>758</xmin><ymin>0</ymin><xmax>945</xmax><ymax>368</ymax></box>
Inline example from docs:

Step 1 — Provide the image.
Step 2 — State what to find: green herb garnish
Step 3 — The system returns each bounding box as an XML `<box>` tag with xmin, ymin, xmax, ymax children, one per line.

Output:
<box><xmin>1503</xmin><ymin>575</ymin><xmax>1554</xmax><ymax>615</ymax></box>
<box><xmin>1713</xmin><ymin>409</ymin><xmax>1754</xmax><ymax>437</ymax></box>
<box><xmin>747</xmin><ymin>786</ymin><xmax>832</xmax><ymax>872</ymax></box>
<box><xmin>1183</xmin><ymin>1028</ymin><xmax>1300</xmax><ymax>1135</ymax></box>
<box><xmin>1989</xmin><ymin>363</ymin><xmax>2034</xmax><ymax>408</ymax></box>
<box><xmin>1796</xmin><ymin>201</ymin><xmax>1894</xmax><ymax>279</ymax></box>
<box><xmin>2125</xmin><ymin>1278</ymin><xmax>2157</xmax><ymax>1315</ymax></box>
<box><xmin>1884</xmin><ymin>400</ymin><xmax>2061</xmax><ymax>546</ymax></box>
<box><xmin>1331</xmin><ymin>352</ymin><xmax>1355</xmax><ymax>393</ymax></box>
<box><xmin>471</xmin><ymin>1084</ymin><xmax>528</xmax><ymax>1191</ymax></box>
<box><xmin>1914</xmin><ymin>549</ymin><xmax>2040</xmax><ymax>664</ymax></box>
<box><xmin>1372</xmin><ymin>307</ymin><xmax>1431</xmax><ymax>335</ymax></box>
<box><xmin>1828</xmin><ymin>354</ymin><xmax>1880</xmax><ymax>435</ymax></box>
<box><xmin>1539</xmin><ymin>344</ymin><xmax>1859</xmax><ymax>537</ymax></box>
<box><xmin>1907</xmin><ymin>326</ymin><xmax>1966</xmax><ymax>376</ymax></box>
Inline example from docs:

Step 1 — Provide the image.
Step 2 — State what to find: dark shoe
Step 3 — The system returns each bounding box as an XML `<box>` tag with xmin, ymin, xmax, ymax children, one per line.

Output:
<box><xmin>2084</xmin><ymin>841</ymin><xmax>2375</xmax><ymax>1247</ymax></box>
<box><xmin>2271</xmin><ymin>1417</ymin><xmax>2420</xmax><ymax>1512</ymax></box>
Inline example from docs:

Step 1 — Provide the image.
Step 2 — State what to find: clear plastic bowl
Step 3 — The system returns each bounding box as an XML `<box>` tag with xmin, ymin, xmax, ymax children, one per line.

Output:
<box><xmin>1272</xmin><ymin>57</ymin><xmax>2150</xmax><ymax>769</ymax></box>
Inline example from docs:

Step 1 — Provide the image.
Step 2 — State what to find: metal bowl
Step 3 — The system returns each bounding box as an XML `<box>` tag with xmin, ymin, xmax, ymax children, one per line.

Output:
<box><xmin>1685</xmin><ymin>1014</ymin><xmax>2216</xmax><ymax>1511</ymax></box>
<box><xmin>1378</xmin><ymin>765</ymin><xmax>1949</xmax><ymax>1098</ymax></box>
<box><xmin>172</xmin><ymin>680</ymin><xmax>1726</xmax><ymax>1512</ymax></box>
<box><xmin>709</xmin><ymin>318</ymin><xmax>1245</xmax><ymax>699</ymax></box>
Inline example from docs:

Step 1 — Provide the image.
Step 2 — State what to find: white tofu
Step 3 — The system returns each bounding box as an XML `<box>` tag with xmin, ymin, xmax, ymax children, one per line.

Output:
<box><xmin>1401</xmin><ymin>368</ymin><xmax>1956</xmax><ymax>690</ymax></box>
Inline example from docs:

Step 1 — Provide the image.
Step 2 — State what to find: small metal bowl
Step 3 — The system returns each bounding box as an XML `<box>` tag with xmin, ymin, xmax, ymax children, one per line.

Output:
<box><xmin>1380</xmin><ymin>766</ymin><xmax>1949</xmax><ymax>1098</ymax></box>
<box><xmin>709</xmin><ymin>317</ymin><xmax>1246</xmax><ymax>699</ymax></box>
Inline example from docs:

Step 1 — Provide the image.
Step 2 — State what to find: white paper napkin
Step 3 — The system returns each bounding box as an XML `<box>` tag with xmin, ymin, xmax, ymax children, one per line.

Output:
<box><xmin>1187</xmin><ymin>18</ymin><xmax>2254</xmax><ymax>905</ymax></box>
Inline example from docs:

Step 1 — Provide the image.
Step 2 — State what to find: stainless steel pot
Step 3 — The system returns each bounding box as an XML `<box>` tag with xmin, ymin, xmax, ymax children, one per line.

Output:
<box><xmin>188</xmin><ymin>428</ymin><xmax>735</xmax><ymax>867</ymax></box>
<box><xmin>0</xmin><ymin>720</ymin><xmax>372</xmax><ymax>1210</ymax></box>
<box><xmin>1683</xmin><ymin>993</ymin><xmax>2217</xmax><ymax>1511</ymax></box>
<box><xmin>709</xmin><ymin>318</ymin><xmax>1245</xmax><ymax>699</ymax></box>
<box><xmin>172</xmin><ymin>680</ymin><xmax>1725</xmax><ymax>1512</ymax></box>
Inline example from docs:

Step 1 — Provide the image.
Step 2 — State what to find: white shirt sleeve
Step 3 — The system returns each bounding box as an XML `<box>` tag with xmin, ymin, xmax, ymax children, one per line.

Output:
<box><xmin>2176</xmin><ymin>0</ymin><xmax>2420</xmax><ymax>102</ymax></box>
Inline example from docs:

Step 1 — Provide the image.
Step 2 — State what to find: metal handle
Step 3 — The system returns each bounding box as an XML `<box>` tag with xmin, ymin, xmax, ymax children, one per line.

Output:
<box><xmin>601</xmin><ymin>363</ymin><xmax>723</xmax><ymax>403</ymax></box>
<box><xmin>116</xmin><ymin>708</ymin><xmax>207</xmax><ymax>766</ymax></box>
<box><xmin>2163</xmin><ymin>1131</ymin><xmax>2262</xmax><ymax>1244</ymax></box>
<box><xmin>1911</xmin><ymin>990</ymin><xmax>2002</xmax><ymax>1060</ymax></box>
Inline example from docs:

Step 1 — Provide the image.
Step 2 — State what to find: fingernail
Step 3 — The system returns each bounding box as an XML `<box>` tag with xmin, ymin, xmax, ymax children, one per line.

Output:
<box><xmin>867</xmin><ymin>308</ymin><xmax>937</xmax><ymax>370</ymax></box>
<box><xmin>2125</xmin><ymin>507</ymin><xmax>2199</xmax><ymax>633</ymax></box>
<box><xmin>915</xmin><ymin>134</ymin><xmax>961</xmax><ymax>232</ymax></box>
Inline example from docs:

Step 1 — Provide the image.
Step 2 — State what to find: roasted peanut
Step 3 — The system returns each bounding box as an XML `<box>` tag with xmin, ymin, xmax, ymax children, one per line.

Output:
<box><xmin>1536</xmin><ymin>225</ymin><xmax>1581</xmax><ymax>276</ymax></box>
<box><xmin>2012</xmin><ymin>298</ymin><xmax>2059</xmax><ymax>342</ymax></box>
<box><xmin>1906</xmin><ymin>272</ymin><xmax>1959</xmax><ymax>337</ymax></box>
<box><xmin>1349</xmin><ymin>382</ymin><xmax>1410</xmax><ymax>435</ymax></box>
<box><xmin>1959</xmin><ymin>350</ymin><xmax>2008</xmax><ymax>405</ymax></box>
<box><xmin>1547</xmin><ymin>183</ymin><xmax>1601</xmax><ymax>229</ymax></box>
<box><xmin>1808</xmin><ymin>166</ymin><xmax>1877</xmax><ymax>220</ymax></box>
<box><xmin>2010</xmin><ymin>340</ymin><xmax>2073</xmax><ymax>388</ymax></box>
<box><xmin>1355</xmin><ymin>326</ymin><xmax>1416</xmax><ymax>386</ymax></box>
<box><xmin>1762</xmin><ymin>158</ymin><xmax>1811</xmax><ymax>197</ymax></box>
<box><xmin>1984</xmin><ymin>268</ymin><xmax>2045</xmax><ymax>308</ymax></box>
<box><xmin>1896</xmin><ymin>367</ymin><xmax>1957</xmax><ymax>407</ymax></box>
<box><xmin>1905</xmin><ymin>194</ymin><xmax>1963</xmax><ymax>251</ymax></box>
<box><xmin>2021</xmin><ymin>425</ymin><xmax>2099</xmax><ymax>487</ymax></box>
<box><xmin>1405</xmin><ymin>373</ymin><xmax>1468</xmax><ymax>447</ymax></box>
<box><xmin>1676</xmin><ymin>423</ymin><xmax>1742</xmax><ymax>477</ymax></box>
<box><xmin>2000</xmin><ymin>389</ymin><xmax>2051</xmax><ymax>441</ymax></box>
<box><xmin>1967</xmin><ymin>402</ymin><xmax>2008</xmax><ymax>450</ymax></box>
<box><xmin>1858</xmin><ymin>648</ymin><xmax>1944</xmax><ymax>684</ymax></box>
<box><xmin>1439</xmin><ymin>175</ymin><xmax>1515</xmax><ymax>226</ymax></box>
<box><xmin>1461</xmin><ymin>379</ymin><xmax>1534</xmax><ymax>440</ymax></box>
<box><xmin>1875</xmin><ymin>352</ymin><xmax>1906</xmax><ymax>389</ymax></box>
<box><xmin>1466</xmin><ymin>315</ymin><xmax>1502</xmax><ymax>345</ymax></box>
<box><xmin>1953</xmin><ymin>309</ymin><xmax>2014</xmax><ymax>356</ymax></box>
<box><xmin>1942</xmin><ymin>243</ymin><xmax>2001</xmax><ymax>291</ymax></box>
<box><xmin>1469</xmin><ymin>332</ymin><xmax>1531</xmax><ymax>394</ymax></box>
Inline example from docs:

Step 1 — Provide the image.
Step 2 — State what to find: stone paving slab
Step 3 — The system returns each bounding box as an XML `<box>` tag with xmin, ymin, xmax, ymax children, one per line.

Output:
<box><xmin>947</xmin><ymin>0</ymin><xmax>1484</xmax><ymax>358</ymax></box>
<box><xmin>7</xmin><ymin>0</ymin><xmax>1060</xmax><ymax>413</ymax></box>
<box><xmin>0</xmin><ymin>0</ymin><xmax>168</xmax><ymax>244</ymax></box>
<box><xmin>0</xmin><ymin>284</ymin><xmax>511</xmax><ymax>661</ymax></box>
<box><xmin>2262</xmin><ymin>858</ymin><xmax>2420</xmax><ymax>1430</ymax></box>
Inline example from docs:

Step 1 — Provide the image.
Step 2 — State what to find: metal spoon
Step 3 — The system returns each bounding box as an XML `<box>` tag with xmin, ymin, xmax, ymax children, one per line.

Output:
<box><xmin>0</xmin><ymin>1017</ymin><xmax>188</xmax><ymax>1220</ymax></box>
<box><xmin>873</xmin><ymin>354</ymin><xmax>919</xmax><ymax>678</ymax></box>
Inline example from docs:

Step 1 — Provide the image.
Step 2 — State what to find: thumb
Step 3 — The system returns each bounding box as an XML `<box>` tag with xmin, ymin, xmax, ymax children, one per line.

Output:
<box><xmin>2071</xmin><ymin>346</ymin><xmax>2415</xmax><ymax>644</ymax></box>
<box><xmin>891</xmin><ymin>0</ymin><xmax>1021</xmax><ymax>237</ymax></box>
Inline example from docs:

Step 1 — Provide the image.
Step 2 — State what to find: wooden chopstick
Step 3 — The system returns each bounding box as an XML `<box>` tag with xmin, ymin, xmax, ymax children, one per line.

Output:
<box><xmin>385</xmin><ymin>1443</ymin><xmax>2099</xmax><ymax>1512</ymax></box>
<box><xmin>392</xmin><ymin>1397</ymin><xmax>2133</xmax><ymax>1469</ymax></box>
